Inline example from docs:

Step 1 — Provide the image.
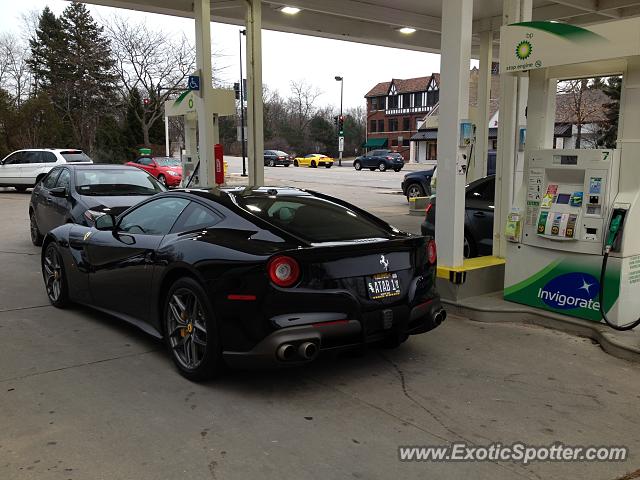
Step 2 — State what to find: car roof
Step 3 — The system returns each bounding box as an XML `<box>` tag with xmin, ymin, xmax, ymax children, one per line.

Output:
<box><xmin>16</xmin><ymin>148</ymin><xmax>85</xmax><ymax>153</ymax></box>
<box><xmin>54</xmin><ymin>163</ymin><xmax>141</xmax><ymax>170</ymax></box>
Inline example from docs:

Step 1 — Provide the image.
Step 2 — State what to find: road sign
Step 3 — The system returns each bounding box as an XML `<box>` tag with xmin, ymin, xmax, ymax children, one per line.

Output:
<box><xmin>188</xmin><ymin>75</ymin><xmax>200</xmax><ymax>91</ymax></box>
<box><xmin>339</xmin><ymin>136</ymin><xmax>344</xmax><ymax>152</ymax></box>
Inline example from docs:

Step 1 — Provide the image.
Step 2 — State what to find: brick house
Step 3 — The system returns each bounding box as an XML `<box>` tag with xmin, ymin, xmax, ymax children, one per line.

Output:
<box><xmin>364</xmin><ymin>75</ymin><xmax>440</xmax><ymax>160</ymax></box>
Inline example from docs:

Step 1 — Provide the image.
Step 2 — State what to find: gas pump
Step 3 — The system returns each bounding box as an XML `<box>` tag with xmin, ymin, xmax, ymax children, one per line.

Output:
<box><xmin>500</xmin><ymin>19</ymin><xmax>640</xmax><ymax>330</ymax></box>
<box><xmin>164</xmin><ymin>87</ymin><xmax>235</xmax><ymax>189</ymax></box>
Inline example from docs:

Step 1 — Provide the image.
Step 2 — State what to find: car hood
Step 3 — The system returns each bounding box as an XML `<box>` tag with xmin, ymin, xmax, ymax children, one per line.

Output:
<box><xmin>79</xmin><ymin>194</ymin><xmax>153</xmax><ymax>215</ymax></box>
<box><xmin>159</xmin><ymin>165</ymin><xmax>182</xmax><ymax>175</ymax></box>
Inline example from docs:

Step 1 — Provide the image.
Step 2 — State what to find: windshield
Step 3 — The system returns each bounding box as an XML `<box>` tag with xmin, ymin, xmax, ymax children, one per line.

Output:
<box><xmin>155</xmin><ymin>157</ymin><xmax>181</xmax><ymax>167</ymax></box>
<box><xmin>62</xmin><ymin>151</ymin><xmax>93</xmax><ymax>163</ymax></box>
<box><xmin>75</xmin><ymin>169</ymin><xmax>165</xmax><ymax>196</ymax></box>
<box><xmin>237</xmin><ymin>194</ymin><xmax>392</xmax><ymax>243</ymax></box>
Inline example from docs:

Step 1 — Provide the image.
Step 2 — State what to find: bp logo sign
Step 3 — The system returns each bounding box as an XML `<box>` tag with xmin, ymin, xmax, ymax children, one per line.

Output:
<box><xmin>538</xmin><ymin>272</ymin><xmax>600</xmax><ymax>311</ymax></box>
<box><xmin>515</xmin><ymin>40</ymin><xmax>532</xmax><ymax>60</ymax></box>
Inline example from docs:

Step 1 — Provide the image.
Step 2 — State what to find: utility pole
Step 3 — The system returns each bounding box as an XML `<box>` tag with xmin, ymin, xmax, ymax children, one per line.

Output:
<box><xmin>239</xmin><ymin>29</ymin><xmax>247</xmax><ymax>177</ymax></box>
<box><xmin>335</xmin><ymin>75</ymin><xmax>344</xmax><ymax>166</ymax></box>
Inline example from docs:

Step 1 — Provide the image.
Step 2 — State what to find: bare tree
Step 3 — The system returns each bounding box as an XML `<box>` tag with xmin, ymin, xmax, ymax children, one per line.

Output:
<box><xmin>105</xmin><ymin>16</ymin><xmax>199</xmax><ymax>146</ymax></box>
<box><xmin>288</xmin><ymin>79</ymin><xmax>322</xmax><ymax>132</ymax></box>
<box><xmin>557</xmin><ymin>79</ymin><xmax>606</xmax><ymax>149</ymax></box>
<box><xmin>0</xmin><ymin>33</ymin><xmax>31</xmax><ymax>106</ymax></box>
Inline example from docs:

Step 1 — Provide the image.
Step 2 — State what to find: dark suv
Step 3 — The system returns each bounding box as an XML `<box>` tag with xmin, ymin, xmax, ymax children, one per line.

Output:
<box><xmin>353</xmin><ymin>150</ymin><xmax>404</xmax><ymax>172</ymax></box>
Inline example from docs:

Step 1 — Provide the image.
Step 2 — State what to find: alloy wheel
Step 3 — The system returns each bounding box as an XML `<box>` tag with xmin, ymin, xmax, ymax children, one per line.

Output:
<box><xmin>269</xmin><ymin>159</ymin><xmax>276</xmax><ymax>167</ymax></box>
<box><xmin>166</xmin><ymin>288</ymin><xmax>208</xmax><ymax>370</ymax></box>
<box><xmin>43</xmin><ymin>246</ymin><xmax>63</xmax><ymax>302</ymax></box>
<box><xmin>407</xmin><ymin>184</ymin><xmax>424</xmax><ymax>199</ymax></box>
<box><xmin>30</xmin><ymin>213</ymin><xmax>42</xmax><ymax>245</ymax></box>
<box><xmin>379</xmin><ymin>162</ymin><xmax>387</xmax><ymax>172</ymax></box>
<box><xmin>158</xmin><ymin>175</ymin><xmax>167</xmax><ymax>187</ymax></box>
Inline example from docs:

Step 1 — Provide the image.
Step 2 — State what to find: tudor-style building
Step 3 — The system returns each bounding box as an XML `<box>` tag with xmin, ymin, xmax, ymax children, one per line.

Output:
<box><xmin>364</xmin><ymin>75</ymin><xmax>440</xmax><ymax>160</ymax></box>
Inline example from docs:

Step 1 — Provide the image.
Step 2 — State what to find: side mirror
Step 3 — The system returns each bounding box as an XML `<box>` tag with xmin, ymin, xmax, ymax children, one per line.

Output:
<box><xmin>49</xmin><ymin>186</ymin><xmax>68</xmax><ymax>198</ymax></box>
<box><xmin>95</xmin><ymin>213</ymin><xmax>116</xmax><ymax>231</ymax></box>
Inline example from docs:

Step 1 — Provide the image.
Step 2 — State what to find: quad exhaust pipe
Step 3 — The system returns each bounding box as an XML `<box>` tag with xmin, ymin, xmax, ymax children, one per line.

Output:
<box><xmin>433</xmin><ymin>309</ymin><xmax>447</xmax><ymax>325</ymax></box>
<box><xmin>277</xmin><ymin>343</ymin><xmax>296</xmax><ymax>361</ymax></box>
<box><xmin>276</xmin><ymin>342</ymin><xmax>319</xmax><ymax>362</ymax></box>
<box><xmin>298</xmin><ymin>341</ymin><xmax>318</xmax><ymax>360</ymax></box>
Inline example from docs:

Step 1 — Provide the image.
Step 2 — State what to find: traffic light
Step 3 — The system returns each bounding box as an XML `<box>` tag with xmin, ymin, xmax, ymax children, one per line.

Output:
<box><xmin>233</xmin><ymin>82</ymin><xmax>240</xmax><ymax>100</ymax></box>
<box><xmin>143</xmin><ymin>98</ymin><xmax>150</xmax><ymax>106</ymax></box>
<box><xmin>333</xmin><ymin>115</ymin><xmax>339</xmax><ymax>129</ymax></box>
<box><xmin>338</xmin><ymin>115</ymin><xmax>344</xmax><ymax>136</ymax></box>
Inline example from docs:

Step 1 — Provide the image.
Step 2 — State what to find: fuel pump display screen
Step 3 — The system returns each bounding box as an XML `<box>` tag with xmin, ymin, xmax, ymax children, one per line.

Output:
<box><xmin>555</xmin><ymin>193</ymin><xmax>571</xmax><ymax>204</ymax></box>
<box><xmin>553</xmin><ymin>155</ymin><xmax>578</xmax><ymax>165</ymax></box>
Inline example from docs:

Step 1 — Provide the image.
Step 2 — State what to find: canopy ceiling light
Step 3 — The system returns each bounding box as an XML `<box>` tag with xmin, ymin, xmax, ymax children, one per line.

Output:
<box><xmin>280</xmin><ymin>6</ymin><xmax>301</xmax><ymax>15</ymax></box>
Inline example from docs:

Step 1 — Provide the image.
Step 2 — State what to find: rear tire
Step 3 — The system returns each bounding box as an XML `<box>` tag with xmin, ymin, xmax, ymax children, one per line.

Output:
<box><xmin>294</xmin><ymin>160</ymin><xmax>299</xmax><ymax>167</ymax></box>
<box><xmin>15</xmin><ymin>186</ymin><xmax>27</xmax><ymax>193</ymax></box>
<box><xmin>378</xmin><ymin>162</ymin><xmax>387</xmax><ymax>172</ymax></box>
<box><xmin>42</xmin><ymin>242</ymin><xmax>70</xmax><ymax>308</ymax></box>
<box><xmin>30</xmin><ymin>211</ymin><xmax>43</xmax><ymax>246</ymax></box>
<box><xmin>163</xmin><ymin>277</ymin><xmax>223</xmax><ymax>381</ymax></box>
<box><xmin>393</xmin><ymin>167</ymin><xmax>402</xmax><ymax>172</ymax></box>
<box><xmin>463</xmin><ymin>233</ymin><xmax>477</xmax><ymax>259</ymax></box>
<box><xmin>382</xmin><ymin>332</ymin><xmax>408</xmax><ymax>349</ymax></box>
<box><xmin>353</xmin><ymin>160</ymin><xmax>362</xmax><ymax>171</ymax></box>
<box><xmin>284</xmin><ymin>163</ymin><xmax>290</xmax><ymax>167</ymax></box>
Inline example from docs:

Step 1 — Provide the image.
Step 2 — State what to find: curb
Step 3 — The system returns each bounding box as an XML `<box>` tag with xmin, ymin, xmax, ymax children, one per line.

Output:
<box><xmin>442</xmin><ymin>299</ymin><xmax>640</xmax><ymax>364</ymax></box>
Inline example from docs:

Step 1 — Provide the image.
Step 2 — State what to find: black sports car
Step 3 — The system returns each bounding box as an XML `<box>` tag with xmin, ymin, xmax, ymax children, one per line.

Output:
<box><xmin>41</xmin><ymin>187</ymin><xmax>445</xmax><ymax>381</ymax></box>
<box><xmin>30</xmin><ymin>164</ymin><xmax>165</xmax><ymax>245</ymax></box>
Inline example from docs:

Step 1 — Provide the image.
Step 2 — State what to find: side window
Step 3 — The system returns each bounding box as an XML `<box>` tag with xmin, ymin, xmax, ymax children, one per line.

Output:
<box><xmin>42</xmin><ymin>152</ymin><xmax>57</xmax><ymax>163</ymax></box>
<box><xmin>56</xmin><ymin>169</ymin><xmax>71</xmax><ymax>189</ymax></box>
<box><xmin>467</xmin><ymin>179</ymin><xmax>495</xmax><ymax>202</ymax></box>
<box><xmin>172</xmin><ymin>202</ymin><xmax>222</xmax><ymax>233</ymax></box>
<box><xmin>119</xmin><ymin>198</ymin><xmax>189</xmax><ymax>235</ymax></box>
<box><xmin>3</xmin><ymin>152</ymin><xmax>24</xmax><ymax>165</ymax></box>
<box><xmin>42</xmin><ymin>169</ymin><xmax>61</xmax><ymax>189</ymax></box>
<box><xmin>24</xmin><ymin>151</ymin><xmax>43</xmax><ymax>164</ymax></box>
<box><xmin>138</xmin><ymin>157</ymin><xmax>154</xmax><ymax>166</ymax></box>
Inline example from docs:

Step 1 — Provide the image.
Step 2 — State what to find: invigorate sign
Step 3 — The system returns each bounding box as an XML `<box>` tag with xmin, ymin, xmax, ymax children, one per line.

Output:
<box><xmin>504</xmin><ymin>258</ymin><xmax>620</xmax><ymax>322</ymax></box>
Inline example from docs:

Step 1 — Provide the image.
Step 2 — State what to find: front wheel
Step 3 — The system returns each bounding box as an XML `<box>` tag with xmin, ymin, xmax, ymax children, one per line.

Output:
<box><xmin>158</xmin><ymin>174</ymin><xmax>167</xmax><ymax>187</ymax></box>
<box><xmin>15</xmin><ymin>186</ymin><xmax>27</xmax><ymax>193</ymax></box>
<box><xmin>42</xmin><ymin>243</ymin><xmax>69</xmax><ymax>308</ymax></box>
<box><xmin>310</xmin><ymin>161</ymin><xmax>317</xmax><ymax>168</ymax></box>
<box><xmin>378</xmin><ymin>162</ymin><xmax>387</xmax><ymax>172</ymax></box>
<box><xmin>268</xmin><ymin>159</ymin><xmax>276</xmax><ymax>167</ymax></box>
<box><xmin>164</xmin><ymin>277</ymin><xmax>223</xmax><ymax>381</ymax></box>
<box><xmin>406</xmin><ymin>183</ymin><xmax>425</xmax><ymax>200</ymax></box>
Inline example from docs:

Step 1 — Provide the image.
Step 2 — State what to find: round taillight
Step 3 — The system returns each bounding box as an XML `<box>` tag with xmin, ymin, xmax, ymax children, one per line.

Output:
<box><xmin>268</xmin><ymin>256</ymin><xmax>300</xmax><ymax>287</ymax></box>
<box><xmin>427</xmin><ymin>239</ymin><xmax>437</xmax><ymax>265</ymax></box>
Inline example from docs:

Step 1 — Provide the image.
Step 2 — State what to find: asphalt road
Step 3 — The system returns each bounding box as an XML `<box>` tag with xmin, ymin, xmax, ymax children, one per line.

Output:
<box><xmin>1</xmin><ymin>175</ymin><xmax>639</xmax><ymax>480</ymax></box>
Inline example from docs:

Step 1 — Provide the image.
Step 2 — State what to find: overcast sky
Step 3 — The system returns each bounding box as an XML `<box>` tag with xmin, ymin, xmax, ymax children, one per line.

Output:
<box><xmin>1</xmin><ymin>1</ymin><xmax>447</xmax><ymax>110</ymax></box>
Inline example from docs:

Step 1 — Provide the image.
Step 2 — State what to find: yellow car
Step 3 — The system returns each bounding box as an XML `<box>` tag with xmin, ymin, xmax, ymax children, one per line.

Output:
<box><xmin>293</xmin><ymin>154</ymin><xmax>334</xmax><ymax>168</ymax></box>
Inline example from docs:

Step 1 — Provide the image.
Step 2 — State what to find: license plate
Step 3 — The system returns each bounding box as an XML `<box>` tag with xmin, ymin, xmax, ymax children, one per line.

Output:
<box><xmin>367</xmin><ymin>272</ymin><xmax>401</xmax><ymax>300</ymax></box>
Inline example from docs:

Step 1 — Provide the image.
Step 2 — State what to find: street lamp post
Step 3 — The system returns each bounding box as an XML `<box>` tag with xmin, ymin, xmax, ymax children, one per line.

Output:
<box><xmin>335</xmin><ymin>75</ymin><xmax>343</xmax><ymax>167</ymax></box>
<box><xmin>239</xmin><ymin>29</ymin><xmax>247</xmax><ymax>177</ymax></box>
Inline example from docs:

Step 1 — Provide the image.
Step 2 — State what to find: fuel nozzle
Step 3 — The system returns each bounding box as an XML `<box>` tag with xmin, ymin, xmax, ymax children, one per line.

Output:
<box><xmin>605</xmin><ymin>209</ymin><xmax>626</xmax><ymax>253</ymax></box>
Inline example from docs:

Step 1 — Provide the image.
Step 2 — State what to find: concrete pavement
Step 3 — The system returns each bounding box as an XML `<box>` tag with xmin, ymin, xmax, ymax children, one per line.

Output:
<box><xmin>1</xmin><ymin>184</ymin><xmax>639</xmax><ymax>480</ymax></box>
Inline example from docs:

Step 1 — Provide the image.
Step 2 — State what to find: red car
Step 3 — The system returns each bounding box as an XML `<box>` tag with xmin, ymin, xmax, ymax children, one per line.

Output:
<box><xmin>126</xmin><ymin>156</ymin><xmax>183</xmax><ymax>188</ymax></box>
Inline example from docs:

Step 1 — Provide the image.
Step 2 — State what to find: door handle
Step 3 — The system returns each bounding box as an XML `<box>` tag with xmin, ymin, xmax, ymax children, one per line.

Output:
<box><xmin>473</xmin><ymin>211</ymin><xmax>486</xmax><ymax>217</ymax></box>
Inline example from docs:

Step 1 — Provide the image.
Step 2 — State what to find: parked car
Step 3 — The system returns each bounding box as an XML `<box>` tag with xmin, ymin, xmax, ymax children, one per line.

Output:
<box><xmin>401</xmin><ymin>168</ymin><xmax>435</xmax><ymax>200</ymax></box>
<box><xmin>353</xmin><ymin>150</ymin><xmax>404</xmax><ymax>172</ymax></box>
<box><xmin>40</xmin><ymin>186</ymin><xmax>445</xmax><ymax>381</ymax></box>
<box><xmin>293</xmin><ymin>154</ymin><xmax>334</xmax><ymax>168</ymax></box>
<box><xmin>264</xmin><ymin>150</ymin><xmax>292</xmax><ymax>167</ymax></box>
<box><xmin>29</xmin><ymin>164</ymin><xmax>165</xmax><ymax>246</ymax></box>
<box><xmin>421</xmin><ymin>175</ymin><xmax>495</xmax><ymax>258</ymax></box>
<box><xmin>0</xmin><ymin>149</ymin><xmax>93</xmax><ymax>192</ymax></box>
<box><xmin>126</xmin><ymin>156</ymin><xmax>182</xmax><ymax>187</ymax></box>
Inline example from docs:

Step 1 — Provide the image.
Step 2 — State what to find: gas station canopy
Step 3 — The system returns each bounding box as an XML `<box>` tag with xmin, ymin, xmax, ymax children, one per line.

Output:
<box><xmin>84</xmin><ymin>0</ymin><xmax>640</xmax><ymax>53</ymax></box>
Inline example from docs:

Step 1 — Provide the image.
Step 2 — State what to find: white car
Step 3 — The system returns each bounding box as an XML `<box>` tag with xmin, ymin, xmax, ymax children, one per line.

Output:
<box><xmin>0</xmin><ymin>148</ymin><xmax>93</xmax><ymax>192</ymax></box>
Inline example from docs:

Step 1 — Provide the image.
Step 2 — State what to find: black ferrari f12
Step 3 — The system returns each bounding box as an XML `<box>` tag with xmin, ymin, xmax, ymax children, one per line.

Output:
<box><xmin>41</xmin><ymin>187</ymin><xmax>445</xmax><ymax>380</ymax></box>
